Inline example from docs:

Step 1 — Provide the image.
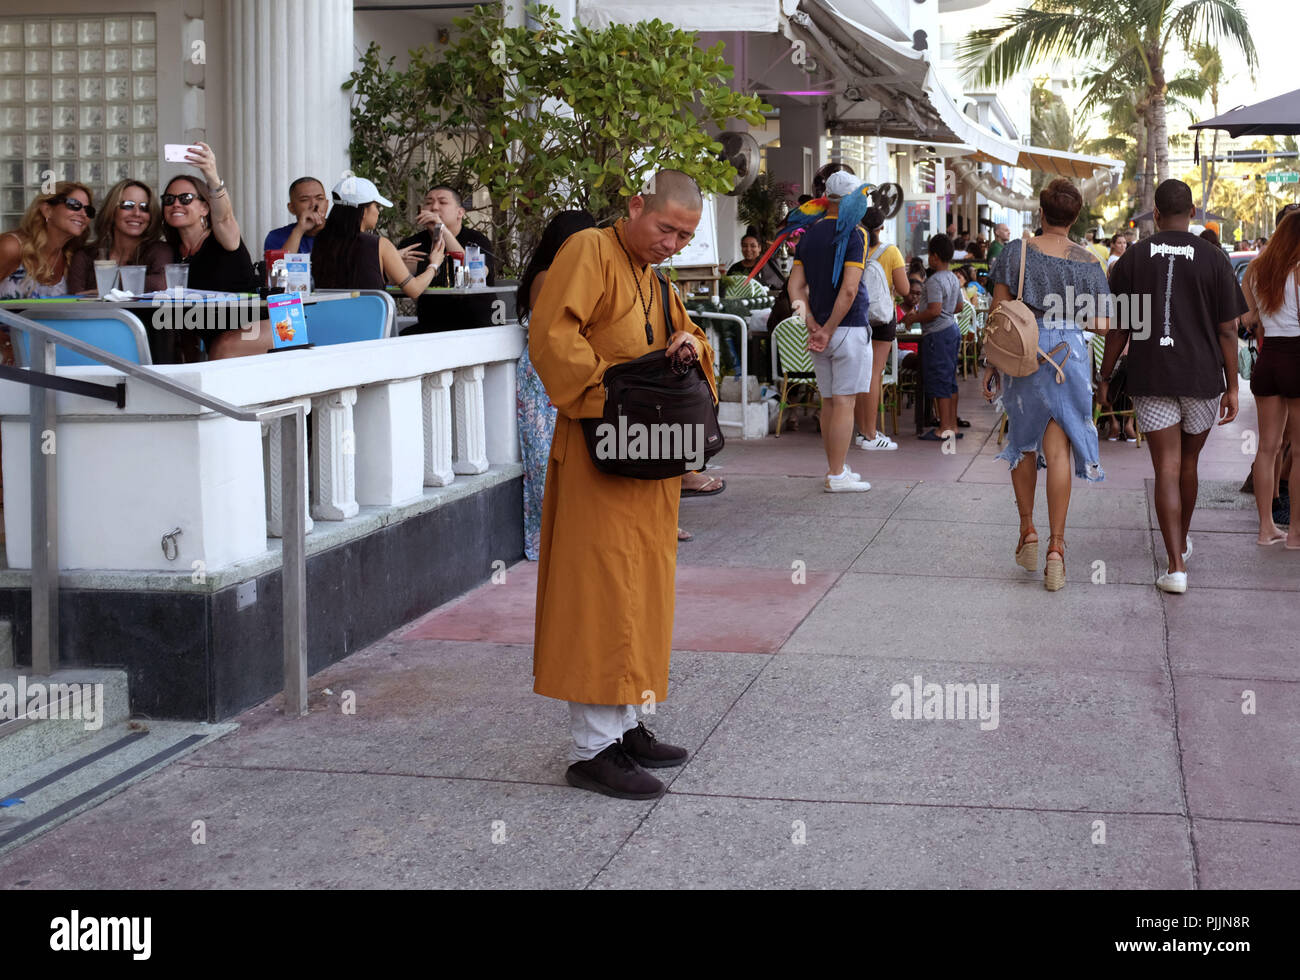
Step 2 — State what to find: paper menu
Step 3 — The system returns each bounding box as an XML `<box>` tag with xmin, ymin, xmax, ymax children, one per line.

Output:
<box><xmin>284</xmin><ymin>253</ymin><xmax>311</xmax><ymax>294</ymax></box>
<box><xmin>267</xmin><ymin>291</ymin><xmax>309</xmax><ymax>349</ymax></box>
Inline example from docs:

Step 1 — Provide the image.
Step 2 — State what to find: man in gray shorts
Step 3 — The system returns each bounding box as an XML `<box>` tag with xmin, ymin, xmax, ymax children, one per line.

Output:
<box><xmin>788</xmin><ymin>170</ymin><xmax>873</xmax><ymax>492</ymax></box>
<box><xmin>1102</xmin><ymin>179</ymin><xmax>1247</xmax><ymax>593</ymax></box>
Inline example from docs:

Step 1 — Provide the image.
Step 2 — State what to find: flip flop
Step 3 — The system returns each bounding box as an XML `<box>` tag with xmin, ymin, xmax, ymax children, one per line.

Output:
<box><xmin>918</xmin><ymin>430</ymin><xmax>943</xmax><ymax>441</ymax></box>
<box><xmin>1258</xmin><ymin>533</ymin><xmax>1287</xmax><ymax>547</ymax></box>
<box><xmin>681</xmin><ymin>476</ymin><xmax>725</xmax><ymax>497</ymax></box>
<box><xmin>677</xmin><ymin>527</ymin><xmax>693</xmax><ymax>542</ymax></box>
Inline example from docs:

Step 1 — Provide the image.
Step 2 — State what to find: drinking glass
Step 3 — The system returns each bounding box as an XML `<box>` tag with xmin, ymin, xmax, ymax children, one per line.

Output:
<box><xmin>93</xmin><ymin>259</ymin><xmax>119</xmax><ymax>298</ymax></box>
<box><xmin>164</xmin><ymin>263</ymin><xmax>189</xmax><ymax>294</ymax></box>
<box><xmin>119</xmin><ymin>264</ymin><xmax>146</xmax><ymax>295</ymax></box>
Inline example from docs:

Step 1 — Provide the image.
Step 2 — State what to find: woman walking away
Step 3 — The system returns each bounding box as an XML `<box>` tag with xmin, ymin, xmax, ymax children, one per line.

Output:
<box><xmin>856</xmin><ymin>206</ymin><xmax>909</xmax><ymax>451</ymax></box>
<box><xmin>1240</xmin><ymin>208</ymin><xmax>1300</xmax><ymax>547</ymax></box>
<box><xmin>516</xmin><ymin>210</ymin><xmax>597</xmax><ymax>560</ymax></box>
<box><xmin>983</xmin><ymin>179</ymin><xmax>1111</xmax><ymax>591</ymax></box>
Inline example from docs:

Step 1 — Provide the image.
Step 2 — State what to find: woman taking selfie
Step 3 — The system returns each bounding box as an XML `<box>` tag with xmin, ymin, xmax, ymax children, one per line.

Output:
<box><xmin>67</xmin><ymin>179</ymin><xmax>171</xmax><ymax>294</ymax></box>
<box><xmin>161</xmin><ymin>142</ymin><xmax>259</xmax><ymax>359</ymax></box>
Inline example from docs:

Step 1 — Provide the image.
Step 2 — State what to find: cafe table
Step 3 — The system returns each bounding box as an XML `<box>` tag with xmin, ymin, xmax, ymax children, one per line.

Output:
<box><xmin>0</xmin><ymin>291</ymin><xmax>355</xmax><ymax>364</ymax></box>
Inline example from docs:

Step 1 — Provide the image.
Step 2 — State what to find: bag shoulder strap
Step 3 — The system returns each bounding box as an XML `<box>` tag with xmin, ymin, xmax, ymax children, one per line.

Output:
<box><xmin>657</xmin><ymin>272</ymin><xmax>674</xmax><ymax>342</ymax></box>
<box><xmin>868</xmin><ymin>243</ymin><xmax>887</xmax><ymax>264</ymax></box>
<box><xmin>1016</xmin><ymin>231</ymin><xmax>1029</xmax><ymax>298</ymax></box>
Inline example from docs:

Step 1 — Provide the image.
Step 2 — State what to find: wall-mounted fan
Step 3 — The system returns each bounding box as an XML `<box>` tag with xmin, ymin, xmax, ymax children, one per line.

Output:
<box><xmin>872</xmin><ymin>182</ymin><xmax>903</xmax><ymax>219</ymax></box>
<box><xmin>718</xmin><ymin>131</ymin><xmax>761</xmax><ymax>196</ymax></box>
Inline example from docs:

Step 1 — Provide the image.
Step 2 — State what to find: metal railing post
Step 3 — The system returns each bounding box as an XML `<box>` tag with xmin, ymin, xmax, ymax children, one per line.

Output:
<box><xmin>280</xmin><ymin>407</ymin><xmax>308</xmax><ymax>716</ymax></box>
<box><xmin>29</xmin><ymin>334</ymin><xmax>58</xmax><ymax>675</ymax></box>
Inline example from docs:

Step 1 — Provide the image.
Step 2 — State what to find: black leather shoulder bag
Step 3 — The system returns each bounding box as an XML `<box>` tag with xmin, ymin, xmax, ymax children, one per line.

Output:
<box><xmin>581</xmin><ymin>274</ymin><xmax>725</xmax><ymax>479</ymax></box>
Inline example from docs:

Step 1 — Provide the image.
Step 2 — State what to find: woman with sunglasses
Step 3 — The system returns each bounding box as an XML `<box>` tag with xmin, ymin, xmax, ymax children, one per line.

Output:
<box><xmin>67</xmin><ymin>179</ymin><xmax>171</xmax><ymax>295</ymax></box>
<box><xmin>161</xmin><ymin>142</ymin><xmax>260</xmax><ymax>359</ymax></box>
<box><xmin>0</xmin><ymin>181</ymin><xmax>95</xmax><ymax>364</ymax></box>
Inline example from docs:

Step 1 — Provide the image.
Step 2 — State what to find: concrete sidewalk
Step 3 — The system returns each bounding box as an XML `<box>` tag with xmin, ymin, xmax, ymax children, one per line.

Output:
<box><xmin>2</xmin><ymin>379</ymin><xmax>1296</xmax><ymax>888</ymax></box>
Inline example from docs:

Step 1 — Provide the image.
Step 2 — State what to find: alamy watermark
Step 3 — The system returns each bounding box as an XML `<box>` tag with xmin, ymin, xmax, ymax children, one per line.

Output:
<box><xmin>593</xmin><ymin>416</ymin><xmax>707</xmax><ymax>471</ymax></box>
<box><xmin>890</xmin><ymin>674</ymin><xmax>999</xmax><ymax>731</ymax></box>
<box><xmin>0</xmin><ymin>675</ymin><xmax>104</xmax><ymax>731</ymax></box>
<box><xmin>150</xmin><ymin>296</ymin><xmax>262</xmax><ymax>336</ymax></box>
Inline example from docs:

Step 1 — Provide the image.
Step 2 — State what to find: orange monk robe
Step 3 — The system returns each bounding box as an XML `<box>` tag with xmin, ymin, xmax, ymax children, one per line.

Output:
<box><xmin>528</xmin><ymin>220</ymin><xmax>718</xmax><ymax>706</ymax></box>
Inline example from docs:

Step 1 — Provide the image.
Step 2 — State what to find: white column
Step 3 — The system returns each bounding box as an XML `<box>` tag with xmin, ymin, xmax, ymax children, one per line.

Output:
<box><xmin>263</xmin><ymin>399</ymin><xmax>313</xmax><ymax>539</ymax></box>
<box><xmin>354</xmin><ymin>380</ymin><xmax>425</xmax><ymax>507</ymax></box>
<box><xmin>222</xmin><ymin>0</ymin><xmax>352</xmax><ymax>253</ymax></box>
<box><xmin>311</xmin><ymin>388</ymin><xmax>359</xmax><ymax>520</ymax></box>
<box><xmin>422</xmin><ymin>370</ymin><xmax>456</xmax><ymax>487</ymax></box>
<box><xmin>452</xmin><ymin>364</ymin><xmax>489</xmax><ymax>475</ymax></box>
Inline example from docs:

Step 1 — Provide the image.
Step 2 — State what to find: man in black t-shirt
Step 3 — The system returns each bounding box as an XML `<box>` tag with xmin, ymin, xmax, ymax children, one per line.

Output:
<box><xmin>1102</xmin><ymin>179</ymin><xmax>1247</xmax><ymax>594</ymax></box>
<box><xmin>396</xmin><ymin>184</ymin><xmax>498</xmax><ymax>333</ymax></box>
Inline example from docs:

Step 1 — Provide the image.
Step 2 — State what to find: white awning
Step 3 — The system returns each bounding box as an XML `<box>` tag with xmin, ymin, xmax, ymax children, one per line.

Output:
<box><xmin>576</xmin><ymin>1</ymin><xmax>782</xmax><ymax>32</ymax></box>
<box><xmin>794</xmin><ymin>1</ymin><xmax>1123</xmax><ymax>177</ymax></box>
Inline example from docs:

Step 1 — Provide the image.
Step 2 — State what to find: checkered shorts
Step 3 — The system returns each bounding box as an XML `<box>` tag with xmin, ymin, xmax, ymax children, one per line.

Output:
<box><xmin>1131</xmin><ymin>394</ymin><xmax>1221</xmax><ymax>435</ymax></box>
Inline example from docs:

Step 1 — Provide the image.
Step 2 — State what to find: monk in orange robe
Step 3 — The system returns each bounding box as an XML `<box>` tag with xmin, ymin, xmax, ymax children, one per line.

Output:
<box><xmin>529</xmin><ymin>171</ymin><xmax>718</xmax><ymax>799</ymax></box>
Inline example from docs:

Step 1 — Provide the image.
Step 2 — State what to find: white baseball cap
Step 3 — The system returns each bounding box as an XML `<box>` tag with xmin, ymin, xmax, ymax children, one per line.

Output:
<box><xmin>824</xmin><ymin>170</ymin><xmax>862</xmax><ymax>199</ymax></box>
<box><xmin>332</xmin><ymin>175</ymin><xmax>393</xmax><ymax>208</ymax></box>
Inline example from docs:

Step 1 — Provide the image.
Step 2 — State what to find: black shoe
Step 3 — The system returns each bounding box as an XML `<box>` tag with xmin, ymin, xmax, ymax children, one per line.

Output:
<box><xmin>957</xmin><ymin>417</ymin><xmax>971</xmax><ymax>428</ymax></box>
<box><xmin>1274</xmin><ymin>494</ymin><xmax>1292</xmax><ymax>527</ymax></box>
<box><xmin>621</xmin><ymin>721</ymin><xmax>689</xmax><ymax>769</ymax></box>
<box><xmin>565</xmin><ymin>742</ymin><xmax>665</xmax><ymax>799</ymax></box>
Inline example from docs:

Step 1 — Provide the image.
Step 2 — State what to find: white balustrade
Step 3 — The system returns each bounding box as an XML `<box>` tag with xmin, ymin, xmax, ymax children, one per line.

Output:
<box><xmin>310</xmin><ymin>388</ymin><xmax>358</xmax><ymax>520</ymax></box>
<box><xmin>452</xmin><ymin>364</ymin><xmax>489</xmax><ymax>475</ymax></box>
<box><xmin>0</xmin><ymin>326</ymin><xmax>525</xmax><ymax>573</ymax></box>
<box><xmin>422</xmin><ymin>370</ymin><xmax>456</xmax><ymax>487</ymax></box>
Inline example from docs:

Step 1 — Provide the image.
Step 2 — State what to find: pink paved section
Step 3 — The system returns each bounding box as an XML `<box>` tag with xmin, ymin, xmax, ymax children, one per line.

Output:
<box><xmin>402</xmin><ymin>561</ymin><xmax>836</xmax><ymax>654</ymax></box>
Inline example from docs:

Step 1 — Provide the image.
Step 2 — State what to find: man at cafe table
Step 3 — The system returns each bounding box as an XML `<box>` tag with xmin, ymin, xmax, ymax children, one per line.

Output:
<box><xmin>397</xmin><ymin>184</ymin><xmax>499</xmax><ymax>334</ymax></box>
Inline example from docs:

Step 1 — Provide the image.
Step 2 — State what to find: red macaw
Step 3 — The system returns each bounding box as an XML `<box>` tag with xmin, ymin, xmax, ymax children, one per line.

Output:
<box><xmin>742</xmin><ymin>196</ymin><xmax>828</xmax><ymax>286</ymax></box>
<box><xmin>744</xmin><ymin>183</ymin><xmax>877</xmax><ymax>288</ymax></box>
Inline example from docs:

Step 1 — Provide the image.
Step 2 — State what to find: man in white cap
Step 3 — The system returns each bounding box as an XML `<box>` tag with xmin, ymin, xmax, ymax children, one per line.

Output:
<box><xmin>788</xmin><ymin>169</ymin><xmax>873</xmax><ymax>492</ymax></box>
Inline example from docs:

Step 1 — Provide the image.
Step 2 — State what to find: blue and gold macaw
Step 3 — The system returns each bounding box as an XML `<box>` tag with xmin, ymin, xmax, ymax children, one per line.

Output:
<box><xmin>743</xmin><ymin>182</ymin><xmax>877</xmax><ymax>288</ymax></box>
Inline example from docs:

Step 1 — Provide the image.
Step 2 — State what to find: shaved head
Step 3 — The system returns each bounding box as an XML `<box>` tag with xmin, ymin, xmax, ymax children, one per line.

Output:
<box><xmin>641</xmin><ymin>170</ymin><xmax>702</xmax><ymax>215</ymax></box>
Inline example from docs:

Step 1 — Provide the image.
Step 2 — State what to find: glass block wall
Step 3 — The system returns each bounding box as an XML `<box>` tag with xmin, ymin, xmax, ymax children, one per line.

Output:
<box><xmin>0</xmin><ymin>14</ymin><xmax>158</xmax><ymax>232</ymax></box>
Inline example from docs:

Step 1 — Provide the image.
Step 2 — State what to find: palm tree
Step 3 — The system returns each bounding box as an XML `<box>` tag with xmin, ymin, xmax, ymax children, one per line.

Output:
<box><xmin>1190</xmin><ymin>43</ymin><xmax>1227</xmax><ymax>204</ymax></box>
<box><xmin>960</xmin><ymin>0</ymin><xmax>1257</xmax><ymax>218</ymax></box>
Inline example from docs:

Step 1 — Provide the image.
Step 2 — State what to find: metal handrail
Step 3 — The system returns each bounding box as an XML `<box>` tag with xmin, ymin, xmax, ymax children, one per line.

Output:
<box><xmin>691</xmin><ymin>311</ymin><xmax>749</xmax><ymax>428</ymax></box>
<box><xmin>0</xmin><ymin>309</ymin><xmax>309</xmax><ymax>716</ymax></box>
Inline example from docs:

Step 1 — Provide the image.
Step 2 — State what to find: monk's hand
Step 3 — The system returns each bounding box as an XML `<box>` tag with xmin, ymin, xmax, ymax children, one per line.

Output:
<box><xmin>665</xmin><ymin>330</ymin><xmax>700</xmax><ymax>361</ymax></box>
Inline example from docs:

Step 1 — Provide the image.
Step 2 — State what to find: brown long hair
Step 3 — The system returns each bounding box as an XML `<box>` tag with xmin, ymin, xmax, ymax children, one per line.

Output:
<box><xmin>160</xmin><ymin>174</ymin><xmax>213</xmax><ymax>253</ymax></box>
<box><xmin>11</xmin><ymin>181</ymin><xmax>94</xmax><ymax>284</ymax></box>
<box><xmin>1247</xmin><ymin>210</ymin><xmax>1300</xmax><ymax>316</ymax></box>
<box><xmin>93</xmin><ymin>179</ymin><xmax>163</xmax><ymax>264</ymax></box>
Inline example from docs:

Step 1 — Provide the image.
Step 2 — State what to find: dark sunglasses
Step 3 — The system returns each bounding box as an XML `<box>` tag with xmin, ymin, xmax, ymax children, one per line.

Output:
<box><xmin>116</xmin><ymin>200</ymin><xmax>150</xmax><ymax>212</ymax></box>
<box><xmin>161</xmin><ymin>192</ymin><xmax>199</xmax><ymax>206</ymax></box>
<box><xmin>54</xmin><ymin>196</ymin><xmax>95</xmax><ymax>218</ymax></box>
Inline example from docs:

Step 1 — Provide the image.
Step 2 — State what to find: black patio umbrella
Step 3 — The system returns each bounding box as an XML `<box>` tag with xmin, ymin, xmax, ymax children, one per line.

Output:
<box><xmin>1191</xmin><ymin>88</ymin><xmax>1300</xmax><ymax>161</ymax></box>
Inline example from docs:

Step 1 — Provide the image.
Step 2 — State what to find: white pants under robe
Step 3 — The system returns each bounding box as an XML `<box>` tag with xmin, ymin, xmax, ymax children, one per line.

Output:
<box><xmin>569</xmin><ymin>702</ymin><xmax>637</xmax><ymax>762</ymax></box>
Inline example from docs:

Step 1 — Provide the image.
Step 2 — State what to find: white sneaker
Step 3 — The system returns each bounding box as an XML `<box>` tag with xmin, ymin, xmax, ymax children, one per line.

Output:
<box><xmin>840</xmin><ymin>463</ymin><xmax>864</xmax><ymax>482</ymax></box>
<box><xmin>1182</xmin><ymin>536</ymin><xmax>1192</xmax><ymax>562</ymax></box>
<box><xmin>825</xmin><ymin>470</ymin><xmax>871</xmax><ymax>492</ymax></box>
<box><xmin>1156</xmin><ymin>571</ymin><xmax>1187</xmax><ymax>594</ymax></box>
<box><xmin>857</xmin><ymin>433</ymin><xmax>898</xmax><ymax>451</ymax></box>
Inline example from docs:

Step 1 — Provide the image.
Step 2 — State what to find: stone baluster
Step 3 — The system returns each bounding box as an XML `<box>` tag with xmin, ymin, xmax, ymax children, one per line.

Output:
<box><xmin>310</xmin><ymin>388</ymin><xmax>359</xmax><ymax>520</ymax></box>
<box><xmin>452</xmin><ymin>364</ymin><xmax>489</xmax><ymax>475</ymax></box>
<box><xmin>422</xmin><ymin>370</ymin><xmax>456</xmax><ymax>487</ymax></box>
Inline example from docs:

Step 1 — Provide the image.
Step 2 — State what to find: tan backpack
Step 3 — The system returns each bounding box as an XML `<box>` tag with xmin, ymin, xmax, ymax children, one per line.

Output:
<box><xmin>984</xmin><ymin>234</ymin><xmax>1066</xmax><ymax>382</ymax></box>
